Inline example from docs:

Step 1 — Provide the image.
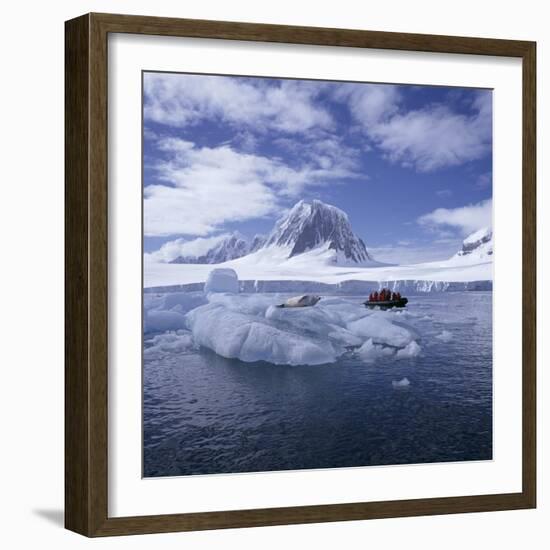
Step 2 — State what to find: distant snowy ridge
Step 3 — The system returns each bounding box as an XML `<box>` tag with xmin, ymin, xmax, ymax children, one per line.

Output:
<box><xmin>449</xmin><ymin>227</ymin><xmax>493</xmax><ymax>264</ymax></box>
<box><xmin>170</xmin><ymin>199</ymin><xmax>376</xmax><ymax>266</ymax></box>
<box><xmin>171</xmin><ymin>232</ymin><xmax>250</xmax><ymax>264</ymax></box>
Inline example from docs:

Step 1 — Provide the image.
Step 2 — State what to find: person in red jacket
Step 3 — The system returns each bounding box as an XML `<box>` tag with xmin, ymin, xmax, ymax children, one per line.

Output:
<box><xmin>373</xmin><ymin>290</ymin><xmax>379</xmax><ymax>301</ymax></box>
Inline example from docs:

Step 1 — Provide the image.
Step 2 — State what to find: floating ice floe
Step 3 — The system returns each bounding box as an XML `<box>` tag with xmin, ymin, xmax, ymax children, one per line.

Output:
<box><xmin>435</xmin><ymin>330</ymin><xmax>453</xmax><ymax>342</ymax></box>
<box><xmin>347</xmin><ymin>312</ymin><xmax>416</xmax><ymax>348</ymax></box>
<box><xmin>357</xmin><ymin>338</ymin><xmax>395</xmax><ymax>363</ymax></box>
<box><xmin>144</xmin><ymin>291</ymin><xmax>207</xmax><ymax>333</ymax></box>
<box><xmin>144</xmin><ymin>330</ymin><xmax>196</xmax><ymax>360</ymax></box>
<box><xmin>392</xmin><ymin>377</ymin><xmax>411</xmax><ymax>388</ymax></box>
<box><xmin>396</xmin><ymin>340</ymin><xmax>422</xmax><ymax>359</ymax></box>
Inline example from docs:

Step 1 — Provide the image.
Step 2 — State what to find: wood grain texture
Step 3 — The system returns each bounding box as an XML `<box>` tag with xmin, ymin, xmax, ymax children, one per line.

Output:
<box><xmin>65</xmin><ymin>14</ymin><xmax>91</xmax><ymax>535</ymax></box>
<box><xmin>521</xmin><ymin>42</ymin><xmax>537</xmax><ymax>508</ymax></box>
<box><xmin>65</xmin><ymin>12</ymin><xmax>537</xmax><ymax>537</ymax></box>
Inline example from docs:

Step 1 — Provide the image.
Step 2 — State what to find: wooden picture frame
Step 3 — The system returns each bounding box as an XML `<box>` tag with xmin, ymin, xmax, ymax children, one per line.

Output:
<box><xmin>65</xmin><ymin>12</ymin><xmax>536</xmax><ymax>537</ymax></box>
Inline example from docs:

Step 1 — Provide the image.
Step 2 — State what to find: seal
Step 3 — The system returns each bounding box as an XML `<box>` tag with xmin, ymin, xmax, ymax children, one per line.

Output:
<box><xmin>277</xmin><ymin>295</ymin><xmax>322</xmax><ymax>308</ymax></box>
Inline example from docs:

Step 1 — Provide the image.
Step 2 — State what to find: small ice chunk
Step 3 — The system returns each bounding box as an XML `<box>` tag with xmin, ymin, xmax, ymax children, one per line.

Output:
<box><xmin>357</xmin><ymin>338</ymin><xmax>394</xmax><ymax>363</ymax></box>
<box><xmin>436</xmin><ymin>330</ymin><xmax>453</xmax><ymax>342</ymax></box>
<box><xmin>145</xmin><ymin>310</ymin><xmax>187</xmax><ymax>333</ymax></box>
<box><xmin>144</xmin><ymin>330</ymin><xmax>196</xmax><ymax>359</ymax></box>
<box><xmin>143</xmin><ymin>291</ymin><xmax>208</xmax><ymax>333</ymax></box>
<box><xmin>396</xmin><ymin>340</ymin><xmax>421</xmax><ymax>359</ymax></box>
<box><xmin>347</xmin><ymin>312</ymin><xmax>415</xmax><ymax>348</ymax></box>
<box><xmin>392</xmin><ymin>377</ymin><xmax>411</xmax><ymax>388</ymax></box>
<box><xmin>204</xmin><ymin>268</ymin><xmax>239</xmax><ymax>294</ymax></box>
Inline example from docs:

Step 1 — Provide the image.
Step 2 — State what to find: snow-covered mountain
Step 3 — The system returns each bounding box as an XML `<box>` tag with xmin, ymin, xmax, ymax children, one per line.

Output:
<box><xmin>262</xmin><ymin>200</ymin><xmax>373</xmax><ymax>264</ymax></box>
<box><xmin>449</xmin><ymin>227</ymin><xmax>493</xmax><ymax>264</ymax></box>
<box><xmin>171</xmin><ymin>233</ymin><xmax>249</xmax><ymax>264</ymax></box>
<box><xmin>171</xmin><ymin>200</ymin><xmax>374</xmax><ymax>265</ymax></box>
<box><xmin>249</xmin><ymin>234</ymin><xmax>267</xmax><ymax>253</ymax></box>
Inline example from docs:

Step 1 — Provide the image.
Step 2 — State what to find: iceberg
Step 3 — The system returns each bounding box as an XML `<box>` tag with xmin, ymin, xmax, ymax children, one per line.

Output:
<box><xmin>186</xmin><ymin>303</ymin><xmax>339</xmax><ymax>366</ymax></box>
<box><xmin>184</xmin><ymin>293</ymin><xmax>422</xmax><ymax>366</ymax></box>
<box><xmin>204</xmin><ymin>268</ymin><xmax>239</xmax><ymax>294</ymax></box>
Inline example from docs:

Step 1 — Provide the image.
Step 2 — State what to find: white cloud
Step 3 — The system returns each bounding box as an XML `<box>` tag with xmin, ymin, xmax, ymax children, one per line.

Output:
<box><xmin>273</xmin><ymin>135</ymin><xmax>360</xmax><ymax>176</ymax></box>
<box><xmin>417</xmin><ymin>198</ymin><xmax>492</xmax><ymax>236</ymax></box>
<box><xmin>334</xmin><ymin>83</ymin><xmax>401</xmax><ymax>128</ymax></box>
<box><xmin>144</xmin><ymin>73</ymin><xmax>333</xmax><ymax>134</ymax></box>
<box><xmin>335</xmin><ymin>85</ymin><xmax>492</xmax><ymax>172</ymax></box>
<box><xmin>144</xmin><ymin>138</ymin><xmax>359</xmax><ymax>237</ymax></box>
<box><xmin>146</xmin><ymin>234</ymin><xmax>230</xmax><ymax>263</ymax></box>
<box><xmin>144</xmin><ymin>143</ymin><xmax>278</xmax><ymax>237</ymax></box>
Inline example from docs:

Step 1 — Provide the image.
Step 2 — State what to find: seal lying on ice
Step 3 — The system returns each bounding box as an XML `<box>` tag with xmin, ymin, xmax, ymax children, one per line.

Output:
<box><xmin>277</xmin><ymin>295</ymin><xmax>322</xmax><ymax>308</ymax></box>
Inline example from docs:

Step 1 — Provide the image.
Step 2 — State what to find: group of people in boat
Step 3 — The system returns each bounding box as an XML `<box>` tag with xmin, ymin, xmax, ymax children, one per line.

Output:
<box><xmin>368</xmin><ymin>288</ymin><xmax>402</xmax><ymax>303</ymax></box>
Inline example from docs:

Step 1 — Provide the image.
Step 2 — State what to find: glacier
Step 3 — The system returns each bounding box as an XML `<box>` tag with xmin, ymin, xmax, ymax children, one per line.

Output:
<box><xmin>144</xmin><ymin>238</ymin><xmax>492</xmax><ymax>291</ymax></box>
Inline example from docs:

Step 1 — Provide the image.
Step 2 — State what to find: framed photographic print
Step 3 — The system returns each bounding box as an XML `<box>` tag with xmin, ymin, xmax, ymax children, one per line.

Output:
<box><xmin>65</xmin><ymin>13</ymin><xmax>536</xmax><ymax>537</ymax></box>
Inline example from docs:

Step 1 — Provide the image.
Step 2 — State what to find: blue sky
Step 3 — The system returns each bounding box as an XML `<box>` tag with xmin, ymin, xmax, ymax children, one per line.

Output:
<box><xmin>143</xmin><ymin>72</ymin><xmax>492</xmax><ymax>264</ymax></box>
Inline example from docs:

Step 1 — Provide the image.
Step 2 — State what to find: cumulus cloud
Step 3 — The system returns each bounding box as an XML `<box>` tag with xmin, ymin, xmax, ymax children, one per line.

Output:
<box><xmin>144</xmin><ymin>138</ymin><xmax>359</xmax><ymax>237</ymax></box>
<box><xmin>145</xmin><ymin>141</ymin><xmax>278</xmax><ymax>236</ymax></box>
<box><xmin>144</xmin><ymin>73</ymin><xmax>333</xmax><ymax>134</ymax></box>
<box><xmin>417</xmin><ymin>198</ymin><xmax>492</xmax><ymax>236</ymax></box>
<box><xmin>334</xmin><ymin>85</ymin><xmax>492</xmax><ymax>172</ymax></box>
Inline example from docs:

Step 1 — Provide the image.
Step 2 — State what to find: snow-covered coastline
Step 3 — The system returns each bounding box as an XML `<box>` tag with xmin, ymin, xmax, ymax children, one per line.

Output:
<box><xmin>144</xmin><ymin>252</ymin><xmax>492</xmax><ymax>291</ymax></box>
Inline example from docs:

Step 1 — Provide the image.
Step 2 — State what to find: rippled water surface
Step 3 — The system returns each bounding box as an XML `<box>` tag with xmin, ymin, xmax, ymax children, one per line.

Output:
<box><xmin>143</xmin><ymin>292</ymin><xmax>492</xmax><ymax>477</ymax></box>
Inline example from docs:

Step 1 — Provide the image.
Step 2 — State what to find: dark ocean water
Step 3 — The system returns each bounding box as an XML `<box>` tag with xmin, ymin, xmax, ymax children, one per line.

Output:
<box><xmin>143</xmin><ymin>292</ymin><xmax>492</xmax><ymax>477</ymax></box>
